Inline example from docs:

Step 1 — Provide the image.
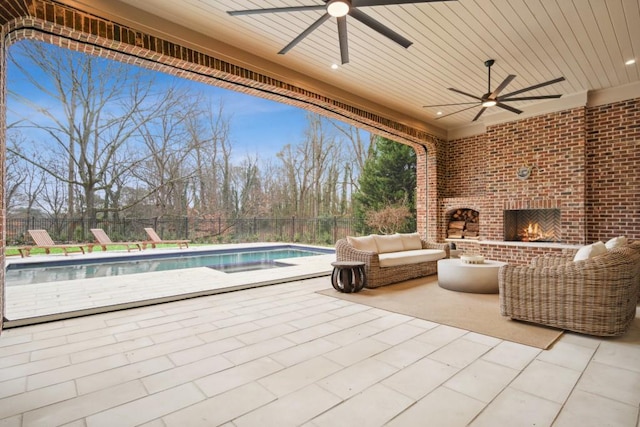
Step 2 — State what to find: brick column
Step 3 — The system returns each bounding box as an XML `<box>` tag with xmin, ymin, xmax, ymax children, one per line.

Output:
<box><xmin>414</xmin><ymin>140</ymin><xmax>442</xmax><ymax>241</ymax></box>
<box><xmin>0</xmin><ymin>25</ymin><xmax>7</xmax><ymax>332</ymax></box>
<box><xmin>415</xmin><ymin>145</ymin><xmax>428</xmax><ymax>237</ymax></box>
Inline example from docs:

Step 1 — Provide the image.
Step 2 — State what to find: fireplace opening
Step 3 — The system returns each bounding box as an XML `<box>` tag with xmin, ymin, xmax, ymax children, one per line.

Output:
<box><xmin>447</xmin><ymin>208</ymin><xmax>479</xmax><ymax>240</ymax></box>
<box><xmin>503</xmin><ymin>209</ymin><xmax>561</xmax><ymax>242</ymax></box>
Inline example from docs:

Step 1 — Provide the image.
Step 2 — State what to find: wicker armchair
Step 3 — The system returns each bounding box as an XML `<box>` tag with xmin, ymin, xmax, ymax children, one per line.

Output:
<box><xmin>335</xmin><ymin>237</ymin><xmax>449</xmax><ymax>288</ymax></box>
<box><xmin>499</xmin><ymin>246</ymin><xmax>640</xmax><ymax>336</ymax></box>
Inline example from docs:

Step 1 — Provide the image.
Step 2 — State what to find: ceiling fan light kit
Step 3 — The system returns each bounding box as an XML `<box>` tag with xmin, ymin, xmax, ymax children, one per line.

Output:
<box><xmin>424</xmin><ymin>59</ymin><xmax>565</xmax><ymax>122</ymax></box>
<box><xmin>228</xmin><ymin>0</ymin><xmax>455</xmax><ymax>64</ymax></box>
<box><xmin>327</xmin><ymin>0</ymin><xmax>350</xmax><ymax>17</ymax></box>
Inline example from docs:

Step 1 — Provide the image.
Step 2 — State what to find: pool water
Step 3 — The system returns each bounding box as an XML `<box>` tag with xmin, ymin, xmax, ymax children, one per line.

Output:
<box><xmin>6</xmin><ymin>246</ymin><xmax>332</xmax><ymax>286</ymax></box>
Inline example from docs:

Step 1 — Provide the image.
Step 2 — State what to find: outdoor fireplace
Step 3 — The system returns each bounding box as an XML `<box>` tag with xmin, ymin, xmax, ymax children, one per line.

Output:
<box><xmin>503</xmin><ymin>209</ymin><xmax>561</xmax><ymax>242</ymax></box>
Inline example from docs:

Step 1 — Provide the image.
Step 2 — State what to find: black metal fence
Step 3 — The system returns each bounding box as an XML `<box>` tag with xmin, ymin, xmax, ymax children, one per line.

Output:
<box><xmin>6</xmin><ymin>216</ymin><xmax>364</xmax><ymax>246</ymax></box>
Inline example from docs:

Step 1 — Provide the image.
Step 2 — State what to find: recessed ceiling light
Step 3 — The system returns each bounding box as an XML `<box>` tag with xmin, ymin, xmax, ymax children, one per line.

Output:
<box><xmin>436</xmin><ymin>111</ymin><xmax>443</xmax><ymax>116</ymax></box>
<box><xmin>331</xmin><ymin>63</ymin><xmax>339</xmax><ymax>70</ymax></box>
<box><xmin>625</xmin><ymin>59</ymin><xmax>636</xmax><ymax>65</ymax></box>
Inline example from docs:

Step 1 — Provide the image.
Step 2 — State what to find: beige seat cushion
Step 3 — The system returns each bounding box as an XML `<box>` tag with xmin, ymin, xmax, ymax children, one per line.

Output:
<box><xmin>347</xmin><ymin>235</ymin><xmax>378</xmax><ymax>253</ymax></box>
<box><xmin>373</xmin><ymin>234</ymin><xmax>405</xmax><ymax>254</ymax></box>
<box><xmin>397</xmin><ymin>233</ymin><xmax>423</xmax><ymax>251</ymax></box>
<box><xmin>378</xmin><ymin>249</ymin><xmax>446</xmax><ymax>267</ymax></box>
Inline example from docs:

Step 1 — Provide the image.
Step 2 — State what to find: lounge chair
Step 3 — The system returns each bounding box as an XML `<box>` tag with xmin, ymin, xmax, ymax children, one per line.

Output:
<box><xmin>19</xmin><ymin>229</ymin><xmax>88</xmax><ymax>257</ymax></box>
<box><xmin>90</xmin><ymin>228</ymin><xmax>143</xmax><ymax>252</ymax></box>
<box><xmin>143</xmin><ymin>228</ymin><xmax>190</xmax><ymax>249</ymax></box>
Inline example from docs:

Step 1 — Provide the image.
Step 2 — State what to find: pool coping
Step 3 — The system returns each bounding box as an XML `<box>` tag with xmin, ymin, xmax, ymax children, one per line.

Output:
<box><xmin>6</xmin><ymin>242</ymin><xmax>334</xmax><ymax>267</ymax></box>
<box><xmin>4</xmin><ymin>243</ymin><xmax>336</xmax><ymax>328</ymax></box>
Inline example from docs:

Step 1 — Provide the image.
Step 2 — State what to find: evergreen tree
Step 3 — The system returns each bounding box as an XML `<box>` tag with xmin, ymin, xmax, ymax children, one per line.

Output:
<box><xmin>353</xmin><ymin>136</ymin><xmax>417</xmax><ymax>233</ymax></box>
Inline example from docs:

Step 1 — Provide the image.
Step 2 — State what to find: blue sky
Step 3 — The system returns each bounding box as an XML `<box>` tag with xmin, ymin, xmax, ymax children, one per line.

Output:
<box><xmin>214</xmin><ymin>88</ymin><xmax>311</xmax><ymax>159</ymax></box>
<box><xmin>6</xmin><ymin>40</ymin><xmax>361</xmax><ymax>162</ymax></box>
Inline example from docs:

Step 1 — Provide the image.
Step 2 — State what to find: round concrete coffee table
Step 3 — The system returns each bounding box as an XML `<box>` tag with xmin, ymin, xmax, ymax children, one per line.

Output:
<box><xmin>437</xmin><ymin>258</ymin><xmax>507</xmax><ymax>294</ymax></box>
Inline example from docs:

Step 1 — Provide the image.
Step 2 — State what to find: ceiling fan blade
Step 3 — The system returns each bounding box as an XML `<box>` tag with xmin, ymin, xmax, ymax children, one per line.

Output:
<box><xmin>490</xmin><ymin>74</ymin><xmax>516</xmax><ymax>98</ymax></box>
<box><xmin>228</xmin><ymin>5</ymin><xmax>326</xmax><ymax>16</ymax></box>
<box><xmin>500</xmin><ymin>77</ymin><xmax>566</xmax><ymax>99</ymax></box>
<box><xmin>496</xmin><ymin>102</ymin><xmax>523</xmax><ymax>115</ymax></box>
<box><xmin>435</xmin><ymin>104</ymin><xmax>479</xmax><ymax>119</ymax></box>
<box><xmin>423</xmin><ymin>101</ymin><xmax>479</xmax><ymax>107</ymax></box>
<box><xmin>472</xmin><ymin>107</ymin><xmax>487</xmax><ymax>121</ymax></box>
<box><xmin>500</xmin><ymin>94</ymin><xmax>563</xmax><ymax>102</ymax></box>
<box><xmin>354</xmin><ymin>0</ymin><xmax>457</xmax><ymax>6</ymax></box>
<box><xmin>349</xmin><ymin>9</ymin><xmax>412</xmax><ymax>48</ymax></box>
<box><xmin>448</xmin><ymin>87</ymin><xmax>483</xmax><ymax>101</ymax></box>
<box><xmin>337</xmin><ymin>16</ymin><xmax>349</xmax><ymax>64</ymax></box>
<box><xmin>279</xmin><ymin>13</ymin><xmax>331</xmax><ymax>55</ymax></box>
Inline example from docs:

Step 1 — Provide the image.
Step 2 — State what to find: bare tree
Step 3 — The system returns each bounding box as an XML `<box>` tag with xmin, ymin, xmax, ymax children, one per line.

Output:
<box><xmin>188</xmin><ymin>100</ymin><xmax>231</xmax><ymax>214</ymax></box>
<box><xmin>230</xmin><ymin>155</ymin><xmax>267</xmax><ymax>217</ymax></box>
<box><xmin>330</xmin><ymin>120</ymin><xmax>373</xmax><ymax>195</ymax></box>
<box><xmin>258</xmin><ymin>158</ymin><xmax>289</xmax><ymax>217</ymax></box>
<box><xmin>8</xmin><ymin>40</ymin><xmax>174</xmax><ymax>221</ymax></box>
<box><xmin>37</xmin><ymin>161</ymin><xmax>69</xmax><ymax>219</ymax></box>
<box><xmin>6</xmin><ymin>134</ymin><xmax>47</xmax><ymax>218</ymax></box>
<box><xmin>218</xmin><ymin>136</ymin><xmax>235</xmax><ymax>217</ymax></box>
<box><xmin>5</xmin><ymin>133</ymin><xmax>28</xmax><ymax>214</ymax></box>
<box><xmin>276</xmin><ymin>113</ymin><xmax>341</xmax><ymax>218</ymax></box>
<box><xmin>7</xmin><ymin>40</ymin><xmax>373</xmax><ymax>229</ymax></box>
<box><xmin>132</xmin><ymin>86</ymin><xmax>203</xmax><ymax>218</ymax></box>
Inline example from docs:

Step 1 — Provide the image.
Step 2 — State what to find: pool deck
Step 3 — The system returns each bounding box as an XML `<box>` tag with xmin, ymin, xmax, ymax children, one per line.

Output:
<box><xmin>5</xmin><ymin>243</ymin><xmax>335</xmax><ymax>327</ymax></box>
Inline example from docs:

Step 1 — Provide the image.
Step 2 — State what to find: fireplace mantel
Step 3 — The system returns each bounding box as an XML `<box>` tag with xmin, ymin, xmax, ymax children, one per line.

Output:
<box><xmin>446</xmin><ymin>238</ymin><xmax>580</xmax><ymax>250</ymax></box>
<box><xmin>446</xmin><ymin>239</ymin><xmax>582</xmax><ymax>265</ymax></box>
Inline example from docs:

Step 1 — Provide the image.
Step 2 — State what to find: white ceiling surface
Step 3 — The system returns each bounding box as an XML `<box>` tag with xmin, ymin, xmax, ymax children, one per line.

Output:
<box><xmin>113</xmin><ymin>0</ymin><xmax>639</xmax><ymax>136</ymax></box>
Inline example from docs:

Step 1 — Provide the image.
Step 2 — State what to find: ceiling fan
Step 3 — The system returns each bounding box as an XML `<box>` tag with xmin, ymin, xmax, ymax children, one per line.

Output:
<box><xmin>228</xmin><ymin>0</ymin><xmax>455</xmax><ymax>64</ymax></box>
<box><xmin>424</xmin><ymin>59</ymin><xmax>565</xmax><ymax>121</ymax></box>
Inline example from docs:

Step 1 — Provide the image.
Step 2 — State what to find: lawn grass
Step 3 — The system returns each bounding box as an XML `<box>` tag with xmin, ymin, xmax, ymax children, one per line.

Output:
<box><xmin>5</xmin><ymin>243</ymin><xmax>200</xmax><ymax>258</ymax></box>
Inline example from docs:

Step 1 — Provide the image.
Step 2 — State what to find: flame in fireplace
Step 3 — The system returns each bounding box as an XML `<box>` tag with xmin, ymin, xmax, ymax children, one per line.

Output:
<box><xmin>520</xmin><ymin>222</ymin><xmax>555</xmax><ymax>242</ymax></box>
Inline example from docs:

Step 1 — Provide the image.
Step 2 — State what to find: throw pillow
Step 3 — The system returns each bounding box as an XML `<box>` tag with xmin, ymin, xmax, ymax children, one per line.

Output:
<box><xmin>605</xmin><ymin>236</ymin><xmax>627</xmax><ymax>249</ymax></box>
<box><xmin>347</xmin><ymin>235</ymin><xmax>378</xmax><ymax>253</ymax></box>
<box><xmin>573</xmin><ymin>241</ymin><xmax>607</xmax><ymax>261</ymax></box>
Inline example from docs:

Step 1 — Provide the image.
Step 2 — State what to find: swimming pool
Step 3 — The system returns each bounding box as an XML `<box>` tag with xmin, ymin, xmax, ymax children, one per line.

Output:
<box><xmin>6</xmin><ymin>245</ymin><xmax>334</xmax><ymax>286</ymax></box>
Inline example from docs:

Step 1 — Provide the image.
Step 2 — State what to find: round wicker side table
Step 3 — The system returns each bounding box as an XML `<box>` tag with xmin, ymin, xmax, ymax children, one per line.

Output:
<box><xmin>330</xmin><ymin>261</ymin><xmax>367</xmax><ymax>293</ymax></box>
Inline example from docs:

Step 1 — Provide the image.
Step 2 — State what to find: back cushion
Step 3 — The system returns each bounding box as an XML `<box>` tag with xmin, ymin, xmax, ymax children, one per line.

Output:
<box><xmin>398</xmin><ymin>233</ymin><xmax>423</xmax><ymax>250</ymax></box>
<box><xmin>605</xmin><ymin>236</ymin><xmax>627</xmax><ymax>249</ymax></box>
<box><xmin>573</xmin><ymin>241</ymin><xmax>607</xmax><ymax>261</ymax></box>
<box><xmin>373</xmin><ymin>234</ymin><xmax>405</xmax><ymax>254</ymax></box>
<box><xmin>347</xmin><ymin>235</ymin><xmax>378</xmax><ymax>253</ymax></box>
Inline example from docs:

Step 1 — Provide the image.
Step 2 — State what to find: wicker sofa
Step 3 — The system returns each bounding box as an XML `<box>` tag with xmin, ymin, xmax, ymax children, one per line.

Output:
<box><xmin>335</xmin><ymin>233</ymin><xmax>449</xmax><ymax>288</ymax></box>
<box><xmin>499</xmin><ymin>242</ymin><xmax>640</xmax><ymax>336</ymax></box>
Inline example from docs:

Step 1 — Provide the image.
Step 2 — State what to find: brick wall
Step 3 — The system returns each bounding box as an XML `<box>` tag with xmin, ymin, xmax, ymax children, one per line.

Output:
<box><xmin>441</xmin><ymin>99</ymin><xmax>640</xmax><ymax>259</ymax></box>
<box><xmin>443</xmin><ymin>133</ymin><xmax>487</xmax><ymax>197</ymax></box>
<box><xmin>442</xmin><ymin>108</ymin><xmax>587</xmax><ymax>245</ymax></box>
<box><xmin>585</xmin><ymin>98</ymin><xmax>640</xmax><ymax>241</ymax></box>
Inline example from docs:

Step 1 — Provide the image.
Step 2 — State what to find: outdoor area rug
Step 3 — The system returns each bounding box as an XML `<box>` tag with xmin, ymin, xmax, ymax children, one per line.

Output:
<box><xmin>317</xmin><ymin>275</ymin><xmax>563</xmax><ymax>349</ymax></box>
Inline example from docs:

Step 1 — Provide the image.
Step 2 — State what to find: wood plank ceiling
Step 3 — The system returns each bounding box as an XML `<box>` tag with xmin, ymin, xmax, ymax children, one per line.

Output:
<box><xmin>98</xmin><ymin>0</ymin><xmax>640</xmax><ymax>135</ymax></box>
